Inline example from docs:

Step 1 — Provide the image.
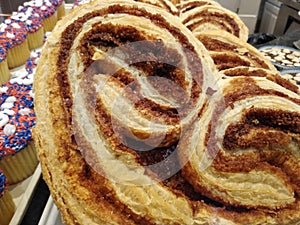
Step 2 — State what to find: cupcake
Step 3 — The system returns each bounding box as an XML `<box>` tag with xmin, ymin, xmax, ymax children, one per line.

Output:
<box><xmin>0</xmin><ymin>81</ymin><xmax>38</xmax><ymax>184</ymax></box>
<box><xmin>25</xmin><ymin>50</ymin><xmax>41</xmax><ymax>74</ymax></box>
<box><xmin>8</xmin><ymin>9</ymin><xmax>44</xmax><ymax>50</ymax></box>
<box><xmin>0</xmin><ymin>22</ymin><xmax>30</xmax><ymax>69</ymax></box>
<box><xmin>22</xmin><ymin>0</ymin><xmax>58</xmax><ymax>32</ymax></box>
<box><xmin>50</xmin><ymin>0</ymin><xmax>66</xmax><ymax>19</ymax></box>
<box><xmin>0</xmin><ymin>169</ymin><xmax>15</xmax><ymax>225</ymax></box>
<box><xmin>0</xmin><ymin>44</ymin><xmax>10</xmax><ymax>85</ymax></box>
<box><xmin>73</xmin><ymin>0</ymin><xmax>93</xmax><ymax>8</ymax></box>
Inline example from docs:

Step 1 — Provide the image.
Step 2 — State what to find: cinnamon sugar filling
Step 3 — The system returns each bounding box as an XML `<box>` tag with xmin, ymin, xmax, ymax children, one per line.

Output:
<box><xmin>223</xmin><ymin>67</ymin><xmax>299</xmax><ymax>93</ymax></box>
<box><xmin>223</xmin><ymin>77</ymin><xmax>300</xmax><ymax>105</ymax></box>
<box><xmin>183</xmin><ymin>11</ymin><xmax>240</xmax><ymax>36</ymax></box>
<box><xmin>203</xmin><ymin>77</ymin><xmax>300</xmax><ymax>196</ymax></box>
<box><xmin>197</xmin><ymin>36</ymin><xmax>236</xmax><ymax>52</ymax></box>
<box><xmin>198</xmin><ymin>37</ymin><xmax>272</xmax><ymax>70</ymax></box>
<box><xmin>187</xmin><ymin>18</ymin><xmax>233</xmax><ymax>34</ymax></box>
<box><xmin>223</xmin><ymin>108</ymin><xmax>300</xmax><ymax>150</ymax></box>
<box><xmin>52</xmin><ymin>4</ymin><xmax>300</xmax><ymax>220</ymax></box>
<box><xmin>55</xmin><ymin>4</ymin><xmax>208</xmax><ymax>210</ymax></box>
<box><xmin>212</xmin><ymin>54</ymin><xmax>251</xmax><ymax>70</ymax></box>
<box><xmin>223</xmin><ymin>68</ymin><xmax>269</xmax><ymax>77</ymax></box>
<box><xmin>180</xmin><ymin>2</ymin><xmax>212</xmax><ymax>14</ymax></box>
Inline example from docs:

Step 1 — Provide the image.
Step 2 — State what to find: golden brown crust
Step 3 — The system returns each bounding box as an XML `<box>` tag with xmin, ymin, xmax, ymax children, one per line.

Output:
<box><xmin>132</xmin><ymin>0</ymin><xmax>179</xmax><ymax>15</ymax></box>
<box><xmin>221</xmin><ymin>67</ymin><xmax>299</xmax><ymax>94</ymax></box>
<box><xmin>34</xmin><ymin>1</ymin><xmax>221</xmax><ymax>224</ymax></box>
<box><xmin>195</xmin><ymin>30</ymin><xmax>277</xmax><ymax>72</ymax></box>
<box><xmin>179</xmin><ymin>76</ymin><xmax>300</xmax><ymax>221</ymax></box>
<box><xmin>177</xmin><ymin>0</ymin><xmax>221</xmax><ymax>13</ymax></box>
<box><xmin>180</xmin><ymin>5</ymin><xmax>249</xmax><ymax>41</ymax></box>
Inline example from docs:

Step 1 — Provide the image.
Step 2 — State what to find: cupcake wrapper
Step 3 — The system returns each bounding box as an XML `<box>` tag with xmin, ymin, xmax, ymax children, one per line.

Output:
<box><xmin>0</xmin><ymin>191</ymin><xmax>15</xmax><ymax>225</ymax></box>
<box><xmin>28</xmin><ymin>27</ymin><xmax>45</xmax><ymax>50</ymax></box>
<box><xmin>57</xmin><ymin>2</ymin><xmax>66</xmax><ymax>20</ymax></box>
<box><xmin>7</xmin><ymin>40</ymin><xmax>31</xmax><ymax>69</ymax></box>
<box><xmin>0</xmin><ymin>59</ymin><xmax>11</xmax><ymax>85</ymax></box>
<box><xmin>43</xmin><ymin>11</ymin><xmax>58</xmax><ymax>32</ymax></box>
<box><xmin>0</xmin><ymin>142</ymin><xmax>39</xmax><ymax>184</ymax></box>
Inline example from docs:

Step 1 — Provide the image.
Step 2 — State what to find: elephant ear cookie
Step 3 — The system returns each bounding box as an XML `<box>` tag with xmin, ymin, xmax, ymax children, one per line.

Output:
<box><xmin>180</xmin><ymin>4</ymin><xmax>249</xmax><ymax>41</ymax></box>
<box><xmin>178</xmin><ymin>75</ymin><xmax>300</xmax><ymax>224</ymax></box>
<box><xmin>177</xmin><ymin>0</ymin><xmax>221</xmax><ymax>14</ymax></box>
<box><xmin>196</xmin><ymin>30</ymin><xmax>277</xmax><ymax>72</ymax></box>
<box><xmin>0</xmin><ymin>169</ymin><xmax>15</xmax><ymax>225</ymax></box>
<box><xmin>132</xmin><ymin>0</ymin><xmax>178</xmax><ymax>15</ymax></box>
<box><xmin>222</xmin><ymin>66</ymin><xmax>299</xmax><ymax>94</ymax></box>
<box><xmin>33</xmin><ymin>0</ymin><xmax>224</xmax><ymax>224</ymax></box>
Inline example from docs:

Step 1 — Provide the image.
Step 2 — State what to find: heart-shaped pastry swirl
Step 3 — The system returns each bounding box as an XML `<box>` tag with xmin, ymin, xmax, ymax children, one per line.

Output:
<box><xmin>195</xmin><ymin>30</ymin><xmax>277</xmax><ymax>72</ymax></box>
<box><xmin>179</xmin><ymin>76</ymin><xmax>300</xmax><ymax>222</ymax></box>
<box><xmin>34</xmin><ymin>1</ymin><xmax>228</xmax><ymax>224</ymax></box>
<box><xmin>222</xmin><ymin>66</ymin><xmax>300</xmax><ymax>94</ymax></box>
<box><xmin>177</xmin><ymin>0</ymin><xmax>221</xmax><ymax>14</ymax></box>
<box><xmin>132</xmin><ymin>0</ymin><xmax>179</xmax><ymax>15</ymax></box>
<box><xmin>179</xmin><ymin>5</ymin><xmax>249</xmax><ymax>41</ymax></box>
<box><xmin>34</xmin><ymin>0</ymin><xmax>300</xmax><ymax>224</ymax></box>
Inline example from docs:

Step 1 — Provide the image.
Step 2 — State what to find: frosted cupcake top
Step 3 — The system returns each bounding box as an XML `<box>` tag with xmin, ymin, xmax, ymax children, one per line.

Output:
<box><xmin>49</xmin><ymin>0</ymin><xmax>64</xmax><ymax>7</ymax></box>
<box><xmin>21</xmin><ymin>0</ymin><xmax>56</xmax><ymax>19</ymax></box>
<box><xmin>6</xmin><ymin>10</ymin><xmax>43</xmax><ymax>33</ymax></box>
<box><xmin>73</xmin><ymin>0</ymin><xmax>92</xmax><ymax>7</ymax></box>
<box><xmin>0</xmin><ymin>82</ymin><xmax>35</xmax><ymax>159</ymax></box>
<box><xmin>0</xmin><ymin>44</ymin><xmax>7</xmax><ymax>63</ymax></box>
<box><xmin>0</xmin><ymin>22</ymin><xmax>28</xmax><ymax>48</ymax></box>
<box><xmin>0</xmin><ymin>169</ymin><xmax>7</xmax><ymax>197</ymax></box>
<box><xmin>25</xmin><ymin>51</ymin><xmax>41</xmax><ymax>74</ymax></box>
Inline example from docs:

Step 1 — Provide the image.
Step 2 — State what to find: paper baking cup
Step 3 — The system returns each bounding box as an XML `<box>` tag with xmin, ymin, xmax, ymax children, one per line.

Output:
<box><xmin>7</xmin><ymin>40</ymin><xmax>31</xmax><ymax>69</ymax></box>
<box><xmin>57</xmin><ymin>1</ymin><xmax>66</xmax><ymax>19</ymax></box>
<box><xmin>28</xmin><ymin>27</ymin><xmax>45</xmax><ymax>50</ymax></box>
<box><xmin>0</xmin><ymin>58</ymin><xmax>11</xmax><ymax>85</ymax></box>
<box><xmin>42</xmin><ymin>11</ymin><xmax>58</xmax><ymax>32</ymax></box>
<box><xmin>0</xmin><ymin>142</ymin><xmax>39</xmax><ymax>185</ymax></box>
<box><xmin>0</xmin><ymin>190</ymin><xmax>16</xmax><ymax>225</ymax></box>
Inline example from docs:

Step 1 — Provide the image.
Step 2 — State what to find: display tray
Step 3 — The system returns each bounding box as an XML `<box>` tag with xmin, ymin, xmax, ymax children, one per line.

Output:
<box><xmin>38</xmin><ymin>196</ymin><xmax>64</xmax><ymax>225</ymax></box>
<box><xmin>259</xmin><ymin>45</ymin><xmax>300</xmax><ymax>70</ymax></box>
<box><xmin>280</xmin><ymin>68</ymin><xmax>300</xmax><ymax>85</ymax></box>
<box><xmin>9</xmin><ymin>164</ymin><xmax>42</xmax><ymax>225</ymax></box>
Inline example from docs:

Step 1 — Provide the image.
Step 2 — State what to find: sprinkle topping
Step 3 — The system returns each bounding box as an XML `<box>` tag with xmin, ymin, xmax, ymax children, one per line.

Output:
<box><xmin>73</xmin><ymin>0</ymin><xmax>92</xmax><ymax>7</ymax></box>
<box><xmin>0</xmin><ymin>44</ymin><xmax>7</xmax><ymax>62</ymax></box>
<box><xmin>9</xmin><ymin>10</ymin><xmax>43</xmax><ymax>33</ymax></box>
<box><xmin>0</xmin><ymin>113</ymin><xmax>9</xmax><ymax>128</ymax></box>
<box><xmin>20</xmin><ymin>0</ymin><xmax>56</xmax><ymax>19</ymax></box>
<box><xmin>25</xmin><ymin>51</ymin><xmax>41</xmax><ymax>74</ymax></box>
<box><xmin>0</xmin><ymin>82</ymin><xmax>35</xmax><ymax>159</ymax></box>
<box><xmin>0</xmin><ymin>21</ymin><xmax>27</xmax><ymax>48</ymax></box>
<box><xmin>0</xmin><ymin>170</ymin><xmax>7</xmax><ymax>197</ymax></box>
<box><xmin>50</xmin><ymin>0</ymin><xmax>64</xmax><ymax>7</ymax></box>
<box><xmin>3</xmin><ymin>124</ymin><xmax>16</xmax><ymax>136</ymax></box>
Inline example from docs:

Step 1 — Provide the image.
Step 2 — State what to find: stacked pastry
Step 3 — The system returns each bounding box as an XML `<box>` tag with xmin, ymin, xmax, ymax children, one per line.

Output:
<box><xmin>177</xmin><ymin>0</ymin><xmax>248</xmax><ymax>41</ymax></box>
<box><xmin>34</xmin><ymin>0</ymin><xmax>300</xmax><ymax>224</ymax></box>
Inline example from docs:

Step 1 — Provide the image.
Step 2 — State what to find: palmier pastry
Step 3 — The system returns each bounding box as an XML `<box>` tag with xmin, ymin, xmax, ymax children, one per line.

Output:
<box><xmin>179</xmin><ymin>76</ymin><xmax>300</xmax><ymax>224</ymax></box>
<box><xmin>222</xmin><ymin>66</ymin><xmax>299</xmax><ymax>94</ymax></box>
<box><xmin>33</xmin><ymin>1</ymin><xmax>238</xmax><ymax>224</ymax></box>
<box><xmin>132</xmin><ymin>0</ymin><xmax>178</xmax><ymax>15</ymax></box>
<box><xmin>180</xmin><ymin>5</ymin><xmax>249</xmax><ymax>41</ymax></box>
<box><xmin>177</xmin><ymin>0</ymin><xmax>221</xmax><ymax>14</ymax></box>
<box><xmin>196</xmin><ymin>30</ymin><xmax>277</xmax><ymax>72</ymax></box>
